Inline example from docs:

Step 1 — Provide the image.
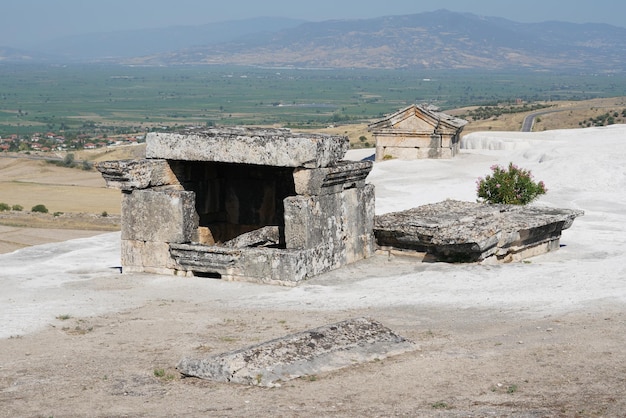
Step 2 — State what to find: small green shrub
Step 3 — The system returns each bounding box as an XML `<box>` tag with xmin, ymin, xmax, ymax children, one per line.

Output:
<box><xmin>53</xmin><ymin>211</ymin><xmax>63</xmax><ymax>217</ymax></box>
<box><xmin>101</xmin><ymin>211</ymin><xmax>108</xmax><ymax>217</ymax></box>
<box><xmin>31</xmin><ymin>204</ymin><xmax>49</xmax><ymax>213</ymax></box>
<box><xmin>63</xmin><ymin>153</ymin><xmax>75</xmax><ymax>167</ymax></box>
<box><xmin>476</xmin><ymin>162</ymin><xmax>546</xmax><ymax>205</ymax></box>
<box><xmin>431</xmin><ymin>401</ymin><xmax>449</xmax><ymax>409</ymax></box>
<box><xmin>0</xmin><ymin>202</ymin><xmax>10</xmax><ymax>211</ymax></box>
<box><xmin>12</xmin><ymin>204</ymin><xmax>23</xmax><ymax>211</ymax></box>
<box><xmin>507</xmin><ymin>384</ymin><xmax>519</xmax><ymax>394</ymax></box>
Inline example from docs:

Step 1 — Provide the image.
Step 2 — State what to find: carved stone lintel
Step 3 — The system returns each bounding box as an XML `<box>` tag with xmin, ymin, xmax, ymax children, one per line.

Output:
<box><xmin>96</xmin><ymin>159</ymin><xmax>178</xmax><ymax>191</ymax></box>
<box><xmin>293</xmin><ymin>160</ymin><xmax>373</xmax><ymax>196</ymax></box>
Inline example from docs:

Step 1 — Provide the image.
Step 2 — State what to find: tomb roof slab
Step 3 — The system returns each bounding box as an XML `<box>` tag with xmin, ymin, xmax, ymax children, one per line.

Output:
<box><xmin>146</xmin><ymin>127</ymin><xmax>348</xmax><ymax>168</ymax></box>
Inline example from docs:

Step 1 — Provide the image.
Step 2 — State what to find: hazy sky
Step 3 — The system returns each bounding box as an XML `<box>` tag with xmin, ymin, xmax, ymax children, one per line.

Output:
<box><xmin>2</xmin><ymin>0</ymin><xmax>625</xmax><ymax>48</ymax></box>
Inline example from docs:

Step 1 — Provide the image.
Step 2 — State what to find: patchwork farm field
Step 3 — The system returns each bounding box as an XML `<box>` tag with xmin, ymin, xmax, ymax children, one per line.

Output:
<box><xmin>2</xmin><ymin>64</ymin><xmax>626</xmax><ymax>137</ymax></box>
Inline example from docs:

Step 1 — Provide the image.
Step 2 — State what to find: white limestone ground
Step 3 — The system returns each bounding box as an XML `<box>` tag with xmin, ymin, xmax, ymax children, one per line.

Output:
<box><xmin>1</xmin><ymin>125</ymin><xmax>626</xmax><ymax>339</ymax></box>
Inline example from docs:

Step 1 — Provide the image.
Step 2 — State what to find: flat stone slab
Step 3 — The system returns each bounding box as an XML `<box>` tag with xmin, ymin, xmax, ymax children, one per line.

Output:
<box><xmin>177</xmin><ymin>317</ymin><xmax>416</xmax><ymax>387</ymax></box>
<box><xmin>374</xmin><ymin>200</ymin><xmax>583</xmax><ymax>262</ymax></box>
<box><xmin>95</xmin><ymin>159</ymin><xmax>178</xmax><ymax>191</ymax></box>
<box><xmin>146</xmin><ymin>127</ymin><xmax>349</xmax><ymax>168</ymax></box>
<box><xmin>223</xmin><ymin>225</ymin><xmax>282</xmax><ymax>248</ymax></box>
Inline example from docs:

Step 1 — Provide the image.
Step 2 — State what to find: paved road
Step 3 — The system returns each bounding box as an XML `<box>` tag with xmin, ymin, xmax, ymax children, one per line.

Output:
<box><xmin>521</xmin><ymin>109</ymin><xmax>563</xmax><ymax>132</ymax></box>
<box><xmin>521</xmin><ymin>103</ymin><xmax>617</xmax><ymax>132</ymax></box>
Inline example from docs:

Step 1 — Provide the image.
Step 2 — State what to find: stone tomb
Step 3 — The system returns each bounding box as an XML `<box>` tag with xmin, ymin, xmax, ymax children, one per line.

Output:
<box><xmin>97</xmin><ymin>127</ymin><xmax>375</xmax><ymax>284</ymax></box>
<box><xmin>368</xmin><ymin>104</ymin><xmax>467</xmax><ymax>161</ymax></box>
<box><xmin>375</xmin><ymin>200</ymin><xmax>583</xmax><ymax>263</ymax></box>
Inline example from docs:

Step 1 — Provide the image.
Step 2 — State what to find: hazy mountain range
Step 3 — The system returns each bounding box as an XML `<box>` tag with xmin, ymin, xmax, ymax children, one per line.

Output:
<box><xmin>2</xmin><ymin>10</ymin><xmax>625</xmax><ymax>72</ymax></box>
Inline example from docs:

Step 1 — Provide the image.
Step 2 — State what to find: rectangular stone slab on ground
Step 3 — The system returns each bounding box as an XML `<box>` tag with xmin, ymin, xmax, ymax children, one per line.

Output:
<box><xmin>374</xmin><ymin>200</ymin><xmax>584</xmax><ymax>262</ymax></box>
<box><xmin>177</xmin><ymin>317</ymin><xmax>416</xmax><ymax>387</ymax></box>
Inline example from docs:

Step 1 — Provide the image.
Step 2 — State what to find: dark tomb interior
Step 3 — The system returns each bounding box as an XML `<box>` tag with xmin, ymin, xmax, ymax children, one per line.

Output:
<box><xmin>170</xmin><ymin>160</ymin><xmax>296</xmax><ymax>245</ymax></box>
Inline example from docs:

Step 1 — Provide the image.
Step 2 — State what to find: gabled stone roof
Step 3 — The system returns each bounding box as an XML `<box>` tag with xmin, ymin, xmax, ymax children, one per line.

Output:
<box><xmin>368</xmin><ymin>104</ymin><xmax>467</xmax><ymax>135</ymax></box>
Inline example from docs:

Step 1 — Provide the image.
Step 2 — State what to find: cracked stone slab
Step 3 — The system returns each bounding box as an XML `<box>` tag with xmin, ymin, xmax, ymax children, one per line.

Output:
<box><xmin>222</xmin><ymin>226</ymin><xmax>282</xmax><ymax>248</ymax></box>
<box><xmin>177</xmin><ymin>317</ymin><xmax>416</xmax><ymax>387</ymax></box>
<box><xmin>374</xmin><ymin>200</ymin><xmax>583</xmax><ymax>262</ymax></box>
<box><xmin>146</xmin><ymin>127</ymin><xmax>349</xmax><ymax>168</ymax></box>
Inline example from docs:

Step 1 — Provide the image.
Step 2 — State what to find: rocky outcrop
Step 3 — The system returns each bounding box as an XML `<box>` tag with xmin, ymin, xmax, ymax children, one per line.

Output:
<box><xmin>374</xmin><ymin>200</ymin><xmax>583</xmax><ymax>263</ymax></box>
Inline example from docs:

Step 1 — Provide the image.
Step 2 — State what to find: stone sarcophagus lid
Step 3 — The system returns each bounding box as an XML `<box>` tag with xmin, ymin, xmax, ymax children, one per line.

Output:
<box><xmin>97</xmin><ymin>127</ymin><xmax>375</xmax><ymax>284</ymax></box>
<box><xmin>374</xmin><ymin>200</ymin><xmax>583</xmax><ymax>263</ymax></box>
<box><xmin>368</xmin><ymin>104</ymin><xmax>467</xmax><ymax>161</ymax></box>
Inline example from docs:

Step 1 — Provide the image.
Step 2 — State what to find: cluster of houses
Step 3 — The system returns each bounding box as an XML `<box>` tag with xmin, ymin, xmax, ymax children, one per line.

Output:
<box><xmin>0</xmin><ymin>132</ymin><xmax>146</xmax><ymax>153</ymax></box>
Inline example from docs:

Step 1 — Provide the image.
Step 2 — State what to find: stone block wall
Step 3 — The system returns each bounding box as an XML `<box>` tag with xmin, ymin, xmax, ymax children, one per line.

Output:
<box><xmin>97</xmin><ymin>127</ymin><xmax>375</xmax><ymax>283</ymax></box>
<box><xmin>120</xmin><ymin>189</ymin><xmax>198</xmax><ymax>274</ymax></box>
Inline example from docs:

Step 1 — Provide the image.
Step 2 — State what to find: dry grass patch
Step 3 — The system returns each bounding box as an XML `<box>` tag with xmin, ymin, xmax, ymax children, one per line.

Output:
<box><xmin>75</xmin><ymin>143</ymin><xmax>147</xmax><ymax>163</ymax></box>
<box><xmin>451</xmin><ymin>97</ymin><xmax>626</xmax><ymax>135</ymax></box>
<box><xmin>0</xmin><ymin>156</ymin><xmax>121</xmax><ymax>216</ymax></box>
<box><xmin>295</xmin><ymin>123</ymin><xmax>375</xmax><ymax>148</ymax></box>
<box><xmin>0</xmin><ymin>211</ymin><xmax>120</xmax><ymax>231</ymax></box>
<box><xmin>0</xmin><ymin>182</ymin><xmax>120</xmax><ymax>215</ymax></box>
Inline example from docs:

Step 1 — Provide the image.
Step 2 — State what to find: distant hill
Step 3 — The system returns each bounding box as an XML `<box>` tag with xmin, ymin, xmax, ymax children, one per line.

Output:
<box><xmin>130</xmin><ymin>10</ymin><xmax>625</xmax><ymax>72</ymax></box>
<box><xmin>2</xmin><ymin>10</ymin><xmax>625</xmax><ymax>72</ymax></box>
<box><xmin>0</xmin><ymin>46</ymin><xmax>53</xmax><ymax>63</ymax></box>
<box><xmin>22</xmin><ymin>17</ymin><xmax>306</xmax><ymax>61</ymax></box>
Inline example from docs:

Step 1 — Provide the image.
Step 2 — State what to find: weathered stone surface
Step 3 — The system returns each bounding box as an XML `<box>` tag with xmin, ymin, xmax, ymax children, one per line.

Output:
<box><xmin>284</xmin><ymin>184</ymin><xmax>374</xmax><ymax>249</ymax></box>
<box><xmin>119</xmin><ymin>179</ymin><xmax>374</xmax><ymax>282</ymax></box>
<box><xmin>95</xmin><ymin>159</ymin><xmax>178</xmax><ymax>191</ymax></box>
<box><xmin>374</xmin><ymin>200</ymin><xmax>583</xmax><ymax>262</ymax></box>
<box><xmin>121</xmin><ymin>189</ymin><xmax>199</xmax><ymax>243</ymax></box>
<box><xmin>146</xmin><ymin>127</ymin><xmax>349</xmax><ymax>168</ymax></box>
<box><xmin>169</xmin><ymin>244</ymin><xmax>311</xmax><ymax>284</ymax></box>
<box><xmin>376</xmin><ymin>145</ymin><xmax>455</xmax><ymax>161</ymax></box>
<box><xmin>177</xmin><ymin>317</ymin><xmax>416</xmax><ymax>387</ymax></box>
<box><xmin>344</xmin><ymin>184</ymin><xmax>377</xmax><ymax>264</ymax></box>
<box><xmin>283</xmin><ymin>184</ymin><xmax>376</xmax><ymax>267</ymax></box>
<box><xmin>121</xmin><ymin>240</ymin><xmax>184</xmax><ymax>274</ymax></box>
<box><xmin>373</xmin><ymin>135</ymin><xmax>442</xmax><ymax>149</ymax></box>
<box><xmin>170</xmin><ymin>237</ymin><xmax>375</xmax><ymax>285</ymax></box>
<box><xmin>293</xmin><ymin>160</ymin><xmax>373</xmax><ymax>196</ymax></box>
<box><xmin>223</xmin><ymin>226</ymin><xmax>282</xmax><ymax>248</ymax></box>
